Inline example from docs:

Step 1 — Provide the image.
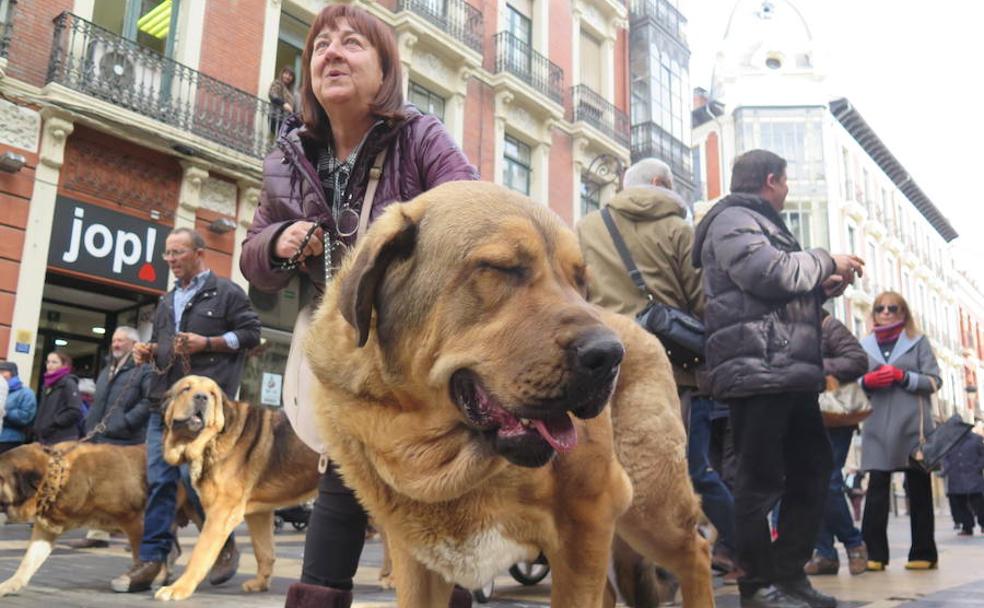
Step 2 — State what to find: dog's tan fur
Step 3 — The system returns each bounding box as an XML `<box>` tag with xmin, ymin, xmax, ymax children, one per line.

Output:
<box><xmin>156</xmin><ymin>376</ymin><xmax>320</xmax><ymax>601</ymax></box>
<box><xmin>0</xmin><ymin>443</ymin><xmax>153</xmax><ymax>596</ymax></box>
<box><xmin>305</xmin><ymin>181</ymin><xmax>713</xmax><ymax>607</ymax></box>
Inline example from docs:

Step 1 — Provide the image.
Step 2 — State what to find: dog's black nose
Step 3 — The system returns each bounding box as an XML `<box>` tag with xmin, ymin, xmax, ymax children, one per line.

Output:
<box><xmin>571</xmin><ymin>330</ymin><xmax>624</xmax><ymax>378</ymax></box>
<box><xmin>193</xmin><ymin>392</ymin><xmax>209</xmax><ymax>405</ymax></box>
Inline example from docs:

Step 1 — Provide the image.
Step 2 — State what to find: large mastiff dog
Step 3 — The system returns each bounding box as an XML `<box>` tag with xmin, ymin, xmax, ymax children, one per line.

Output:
<box><xmin>0</xmin><ymin>442</ymin><xmax>188</xmax><ymax>596</ymax></box>
<box><xmin>306</xmin><ymin>181</ymin><xmax>714</xmax><ymax>607</ymax></box>
<box><xmin>156</xmin><ymin>376</ymin><xmax>320</xmax><ymax>601</ymax></box>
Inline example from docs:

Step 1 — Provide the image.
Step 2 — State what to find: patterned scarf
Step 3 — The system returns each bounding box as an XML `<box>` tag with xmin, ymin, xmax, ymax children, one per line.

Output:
<box><xmin>874</xmin><ymin>320</ymin><xmax>905</xmax><ymax>345</ymax></box>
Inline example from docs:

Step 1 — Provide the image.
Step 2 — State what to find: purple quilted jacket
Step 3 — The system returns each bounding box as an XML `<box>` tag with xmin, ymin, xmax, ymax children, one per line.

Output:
<box><xmin>241</xmin><ymin>105</ymin><xmax>478</xmax><ymax>294</ymax></box>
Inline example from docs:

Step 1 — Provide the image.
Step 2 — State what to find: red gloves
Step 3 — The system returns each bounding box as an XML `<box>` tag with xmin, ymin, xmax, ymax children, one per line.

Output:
<box><xmin>863</xmin><ymin>365</ymin><xmax>906</xmax><ymax>390</ymax></box>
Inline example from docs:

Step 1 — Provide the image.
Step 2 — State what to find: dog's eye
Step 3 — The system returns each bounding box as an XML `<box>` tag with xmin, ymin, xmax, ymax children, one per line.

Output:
<box><xmin>478</xmin><ymin>262</ymin><xmax>527</xmax><ymax>280</ymax></box>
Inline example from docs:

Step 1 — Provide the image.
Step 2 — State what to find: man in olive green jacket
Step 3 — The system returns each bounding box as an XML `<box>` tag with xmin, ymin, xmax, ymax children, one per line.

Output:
<box><xmin>576</xmin><ymin>158</ymin><xmax>739</xmax><ymax>583</ymax></box>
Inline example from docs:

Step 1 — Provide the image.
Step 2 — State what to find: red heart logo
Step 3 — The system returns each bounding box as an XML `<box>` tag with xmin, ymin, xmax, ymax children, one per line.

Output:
<box><xmin>137</xmin><ymin>263</ymin><xmax>157</xmax><ymax>282</ymax></box>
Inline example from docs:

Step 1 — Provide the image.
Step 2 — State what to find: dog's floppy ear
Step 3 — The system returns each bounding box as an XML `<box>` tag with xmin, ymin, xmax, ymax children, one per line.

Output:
<box><xmin>338</xmin><ymin>205</ymin><xmax>419</xmax><ymax>347</ymax></box>
<box><xmin>15</xmin><ymin>469</ymin><xmax>42</xmax><ymax>502</ymax></box>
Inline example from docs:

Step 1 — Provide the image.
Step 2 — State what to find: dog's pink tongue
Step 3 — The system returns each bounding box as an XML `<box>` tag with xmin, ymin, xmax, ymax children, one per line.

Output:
<box><xmin>532</xmin><ymin>414</ymin><xmax>577</xmax><ymax>453</ymax></box>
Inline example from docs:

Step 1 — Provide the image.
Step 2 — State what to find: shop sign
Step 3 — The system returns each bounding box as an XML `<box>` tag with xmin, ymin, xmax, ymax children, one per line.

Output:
<box><xmin>48</xmin><ymin>196</ymin><xmax>169</xmax><ymax>291</ymax></box>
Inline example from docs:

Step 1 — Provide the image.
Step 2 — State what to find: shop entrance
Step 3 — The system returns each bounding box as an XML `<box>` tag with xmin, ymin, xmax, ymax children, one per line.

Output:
<box><xmin>33</xmin><ymin>272</ymin><xmax>158</xmax><ymax>393</ymax></box>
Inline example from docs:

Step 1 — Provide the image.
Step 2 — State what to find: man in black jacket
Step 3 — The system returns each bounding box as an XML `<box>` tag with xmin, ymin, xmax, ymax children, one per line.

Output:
<box><xmin>111</xmin><ymin>228</ymin><xmax>261</xmax><ymax>593</ymax></box>
<box><xmin>694</xmin><ymin>150</ymin><xmax>864</xmax><ymax>608</ymax></box>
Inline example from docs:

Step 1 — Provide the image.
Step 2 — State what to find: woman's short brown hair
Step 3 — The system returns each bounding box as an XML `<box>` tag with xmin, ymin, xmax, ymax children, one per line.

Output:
<box><xmin>299</xmin><ymin>4</ymin><xmax>405</xmax><ymax>142</ymax></box>
<box><xmin>50</xmin><ymin>350</ymin><xmax>73</xmax><ymax>368</ymax></box>
<box><xmin>872</xmin><ymin>291</ymin><xmax>919</xmax><ymax>338</ymax></box>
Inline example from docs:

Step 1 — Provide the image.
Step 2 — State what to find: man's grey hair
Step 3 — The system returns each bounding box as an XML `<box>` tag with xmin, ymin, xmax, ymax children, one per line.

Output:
<box><xmin>168</xmin><ymin>227</ymin><xmax>206</xmax><ymax>250</ymax></box>
<box><xmin>114</xmin><ymin>326</ymin><xmax>140</xmax><ymax>342</ymax></box>
<box><xmin>623</xmin><ymin>158</ymin><xmax>674</xmax><ymax>190</ymax></box>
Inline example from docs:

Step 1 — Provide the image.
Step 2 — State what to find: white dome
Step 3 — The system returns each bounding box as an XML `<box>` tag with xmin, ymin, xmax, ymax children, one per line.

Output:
<box><xmin>711</xmin><ymin>0</ymin><xmax>828</xmax><ymax>107</ymax></box>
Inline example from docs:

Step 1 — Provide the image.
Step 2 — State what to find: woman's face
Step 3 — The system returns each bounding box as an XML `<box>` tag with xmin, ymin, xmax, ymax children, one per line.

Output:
<box><xmin>282</xmin><ymin>70</ymin><xmax>294</xmax><ymax>86</ymax></box>
<box><xmin>46</xmin><ymin>354</ymin><xmax>65</xmax><ymax>373</ymax></box>
<box><xmin>310</xmin><ymin>18</ymin><xmax>383</xmax><ymax>117</ymax></box>
<box><xmin>874</xmin><ymin>298</ymin><xmax>905</xmax><ymax>327</ymax></box>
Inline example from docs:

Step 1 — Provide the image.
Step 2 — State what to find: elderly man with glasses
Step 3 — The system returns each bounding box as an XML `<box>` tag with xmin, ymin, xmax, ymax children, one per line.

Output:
<box><xmin>110</xmin><ymin>227</ymin><xmax>261</xmax><ymax>594</ymax></box>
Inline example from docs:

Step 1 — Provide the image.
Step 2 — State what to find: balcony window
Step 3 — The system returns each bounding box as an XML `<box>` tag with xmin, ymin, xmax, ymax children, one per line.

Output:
<box><xmin>93</xmin><ymin>0</ymin><xmax>178</xmax><ymax>57</ymax></box>
<box><xmin>0</xmin><ymin>0</ymin><xmax>15</xmax><ymax>58</ymax></box>
<box><xmin>503</xmin><ymin>134</ymin><xmax>531</xmax><ymax>196</ymax></box>
<box><xmin>276</xmin><ymin>10</ymin><xmax>308</xmax><ymax>96</ymax></box>
<box><xmin>842</xmin><ymin>148</ymin><xmax>853</xmax><ymax>201</ymax></box>
<box><xmin>409</xmin><ymin>81</ymin><xmax>445</xmax><ymax>122</ymax></box>
<box><xmin>397</xmin><ymin>0</ymin><xmax>483</xmax><ymax>53</ymax></box>
<box><xmin>580</xmin><ymin>177</ymin><xmax>601</xmax><ymax>217</ymax></box>
<box><xmin>782</xmin><ymin>209</ymin><xmax>811</xmax><ymax>249</ymax></box>
<box><xmin>580</xmin><ymin>28</ymin><xmax>603</xmax><ymax>95</ymax></box>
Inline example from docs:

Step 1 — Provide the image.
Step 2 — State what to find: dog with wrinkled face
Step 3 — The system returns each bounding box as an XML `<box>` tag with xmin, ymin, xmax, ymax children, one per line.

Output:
<box><xmin>157</xmin><ymin>375</ymin><xmax>320</xmax><ymax>601</ymax></box>
<box><xmin>305</xmin><ymin>181</ymin><xmax>714</xmax><ymax>607</ymax></box>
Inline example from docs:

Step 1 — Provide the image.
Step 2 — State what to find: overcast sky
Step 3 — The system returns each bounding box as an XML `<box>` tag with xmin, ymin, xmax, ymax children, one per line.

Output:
<box><xmin>685</xmin><ymin>0</ymin><xmax>984</xmax><ymax>280</ymax></box>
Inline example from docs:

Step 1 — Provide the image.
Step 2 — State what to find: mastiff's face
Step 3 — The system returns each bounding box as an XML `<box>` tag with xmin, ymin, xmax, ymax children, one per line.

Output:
<box><xmin>162</xmin><ymin>376</ymin><xmax>227</xmax><ymax>463</ymax></box>
<box><xmin>0</xmin><ymin>445</ymin><xmax>45</xmax><ymax>522</ymax></box>
<box><xmin>327</xmin><ymin>182</ymin><xmax>624</xmax><ymax>468</ymax></box>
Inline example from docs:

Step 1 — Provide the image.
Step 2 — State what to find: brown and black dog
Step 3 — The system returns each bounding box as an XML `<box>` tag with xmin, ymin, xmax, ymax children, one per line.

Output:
<box><xmin>0</xmin><ymin>442</ymin><xmax>192</xmax><ymax>596</ymax></box>
<box><xmin>155</xmin><ymin>376</ymin><xmax>320</xmax><ymax>601</ymax></box>
<box><xmin>305</xmin><ymin>181</ymin><xmax>714</xmax><ymax>607</ymax></box>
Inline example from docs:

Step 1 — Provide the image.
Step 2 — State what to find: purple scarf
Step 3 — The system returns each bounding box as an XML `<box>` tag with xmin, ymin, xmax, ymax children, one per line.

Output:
<box><xmin>43</xmin><ymin>366</ymin><xmax>72</xmax><ymax>388</ymax></box>
<box><xmin>873</xmin><ymin>320</ymin><xmax>905</xmax><ymax>345</ymax></box>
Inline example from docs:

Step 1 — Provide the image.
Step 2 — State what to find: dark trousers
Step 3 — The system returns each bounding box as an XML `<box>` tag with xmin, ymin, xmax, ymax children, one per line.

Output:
<box><xmin>947</xmin><ymin>492</ymin><xmax>984</xmax><ymax>533</ymax></box>
<box><xmin>729</xmin><ymin>392</ymin><xmax>832</xmax><ymax>595</ymax></box>
<box><xmin>862</xmin><ymin>469</ymin><xmax>937</xmax><ymax>564</ymax></box>
<box><xmin>300</xmin><ymin>464</ymin><xmax>368</xmax><ymax>590</ymax></box>
<box><xmin>814</xmin><ymin>426</ymin><xmax>864</xmax><ymax>559</ymax></box>
<box><xmin>0</xmin><ymin>441</ymin><xmax>21</xmax><ymax>455</ymax></box>
<box><xmin>687</xmin><ymin>395</ymin><xmax>736</xmax><ymax>554</ymax></box>
<box><xmin>709</xmin><ymin>416</ymin><xmax>737</xmax><ymax>491</ymax></box>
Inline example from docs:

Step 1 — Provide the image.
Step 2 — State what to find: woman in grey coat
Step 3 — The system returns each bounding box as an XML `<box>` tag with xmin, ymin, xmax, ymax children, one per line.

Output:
<box><xmin>859</xmin><ymin>291</ymin><xmax>941</xmax><ymax>571</ymax></box>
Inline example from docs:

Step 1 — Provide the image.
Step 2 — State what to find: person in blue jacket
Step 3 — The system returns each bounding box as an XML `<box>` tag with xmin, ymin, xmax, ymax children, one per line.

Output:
<box><xmin>0</xmin><ymin>361</ymin><xmax>37</xmax><ymax>454</ymax></box>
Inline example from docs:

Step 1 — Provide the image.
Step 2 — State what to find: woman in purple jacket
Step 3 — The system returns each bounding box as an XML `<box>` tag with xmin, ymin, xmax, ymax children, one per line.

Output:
<box><xmin>241</xmin><ymin>5</ymin><xmax>477</xmax><ymax>608</ymax></box>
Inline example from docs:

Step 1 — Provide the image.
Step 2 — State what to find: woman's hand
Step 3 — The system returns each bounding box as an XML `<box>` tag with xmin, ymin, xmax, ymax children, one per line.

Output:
<box><xmin>275</xmin><ymin>222</ymin><xmax>324</xmax><ymax>260</ymax></box>
<box><xmin>862</xmin><ymin>366</ymin><xmax>896</xmax><ymax>390</ymax></box>
<box><xmin>882</xmin><ymin>364</ymin><xmax>907</xmax><ymax>384</ymax></box>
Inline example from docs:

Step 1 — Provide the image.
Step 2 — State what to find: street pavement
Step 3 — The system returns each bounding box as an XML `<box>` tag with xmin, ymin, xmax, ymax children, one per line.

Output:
<box><xmin>2</xmin><ymin>512</ymin><xmax>984</xmax><ymax>607</ymax></box>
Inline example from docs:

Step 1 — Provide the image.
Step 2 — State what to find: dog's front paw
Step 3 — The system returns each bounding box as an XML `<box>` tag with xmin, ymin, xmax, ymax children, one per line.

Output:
<box><xmin>0</xmin><ymin>578</ymin><xmax>25</xmax><ymax>597</ymax></box>
<box><xmin>378</xmin><ymin>573</ymin><xmax>395</xmax><ymax>589</ymax></box>
<box><xmin>241</xmin><ymin>578</ymin><xmax>270</xmax><ymax>593</ymax></box>
<box><xmin>155</xmin><ymin>582</ymin><xmax>194</xmax><ymax>601</ymax></box>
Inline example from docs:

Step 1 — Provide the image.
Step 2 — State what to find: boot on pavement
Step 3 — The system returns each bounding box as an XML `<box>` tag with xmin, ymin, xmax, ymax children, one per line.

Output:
<box><xmin>740</xmin><ymin>585</ymin><xmax>810</xmax><ymax>608</ymax></box>
<box><xmin>208</xmin><ymin>534</ymin><xmax>240</xmax><ymax>585</ymax></box>
<box><xmin>775</xmin><ymin>577</ymin><xmax>837</xmax><ymax>608</ymax></box>
<box><xmin>846</xmin><ymin>543</ymin><xmax>868</xmax><ymax>575</ymax></box>
<box><xmin>284</xmin><ymin>583</ymin><xmax>353</xmax><ymax>608</ymax></box>
<box><xmin>110</xmin><ymin>560</ymin><xmax>164</xmax><ymax>593</ymax></box>
<box><xmin>450</xmin><ymin>585</ymin><xmax>473</xmax><ymax>608</ymax></box>
<box><xmin>803</xmin><ymin>554</ymin><xmax>839</xmax><ymax>575</ymax></box>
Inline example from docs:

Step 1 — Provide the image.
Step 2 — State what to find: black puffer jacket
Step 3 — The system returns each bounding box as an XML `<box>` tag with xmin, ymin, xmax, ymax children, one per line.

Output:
<box><xmin>85</xmin><ymin>354</ymin><xmax>152</xmax><ymax>445</ymax></box>
<box><xmin>693</xmin><ymin>193</ymin><xmax>835</xmax><ymax>400</ymax></box>
<box><xmin>34</xmin><ymin>374</ymin><xmax>82</xmax><ymax>444</ymax></box>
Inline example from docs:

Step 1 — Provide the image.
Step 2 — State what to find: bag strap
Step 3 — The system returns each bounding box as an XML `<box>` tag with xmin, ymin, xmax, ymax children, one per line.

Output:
<box><xmin>600</xmin><ymin>207</ymin><xmax>651</xmax><ymax>300</ymax></box>
<box><xmin>916</xmin><ymin>376</ymin><xmax>939</xmax><ymax>448</ymax></box>
<box><xmin>357</xmin><ymin>148</ymin><xmax>388</xmax><ymax>240</ymax></box>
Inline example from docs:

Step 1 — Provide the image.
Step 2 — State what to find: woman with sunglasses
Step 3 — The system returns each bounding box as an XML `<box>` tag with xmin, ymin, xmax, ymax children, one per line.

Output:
<box><xmin>858</xmin><ymin>291</ymin><xmax>941</xmax><ymax>571</ymax></box>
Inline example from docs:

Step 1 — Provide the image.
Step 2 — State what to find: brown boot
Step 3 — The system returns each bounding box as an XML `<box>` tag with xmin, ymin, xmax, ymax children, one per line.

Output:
<box><xmin>67</xmin><ymin>538</ymin><xmax>110</xmax><ymax>549</ymax></box>
<box><xmin>450</xmin><ymin>586</ymin><xmax>473</xmax><ymax>608</ymax></box>
<box><xmin>110</xmin><ymin>560</ymin><xmax>164</xmax><ymax>593</ymax></box>
<box><xmin>208</xmin><ymin>534</ymin><xmax>240</xmax><ymax>585</ymax></box>
<box><xmin>284</xmin><ymin>582</ymin><xmax>353</xmax><ymax>608</ymax></box>
<box><xmin>803</xmin><ymin>554</ymin><xmax>839</xmax><ymax>575</ymax></box>
<box><xmin>847</xmin><ymin>542</ymin><xmax>868</xmax><ymax>575</ymax></box>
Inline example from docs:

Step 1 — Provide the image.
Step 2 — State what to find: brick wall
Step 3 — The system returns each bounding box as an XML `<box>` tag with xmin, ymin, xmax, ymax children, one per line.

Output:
<box><xmin>0</xmin><ymin>141</ymin><xmax>37</xmax><ymax>357</ymax></box>
<box><xmin>5</xmin><ymin>0</ymin><xmax>73</xmax><ymax>87</ymax></box>
<box><xmin>462</xmin><ymin>78</ymin><xmax>495</xmax><ymax>181</ymax></box>
<box><xmin>547</xmin><ymin>2</ymin><xmax>572</xmax><ymax>98</ymax></box>
<box><xmin>198</xmin><ymin>0</ymin><xmax>266</xmax><ymax>96</ymax></box>
<box><xmin>548</xmin><ymin>130</ymin><xmax>573</xmax><ymax>226</ymax></box>
<box><xmin>706</xmin><ymin>131</ymin><xmax>721</xmax><ymax>200</ymax></box>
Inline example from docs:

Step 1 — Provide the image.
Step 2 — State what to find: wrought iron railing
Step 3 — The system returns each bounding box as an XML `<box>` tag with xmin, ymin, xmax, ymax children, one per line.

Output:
<box><xmin>0</xmin><ymin>0</ymin><xmax>17</xmax><ymax>59</ymax></box>
<box><xmin>494</xmin><ymin>31</ymin><xmax>564</xmax><ymax>105</ymax></box>
<box><xmin>631</xmin><ymin>120</ymin><xmax>692</xmax><ymax>182</ymax></box>
<box><xmin>398</xmin><ymin>0</ymin><xmax>483</xmax><ymax>54</ymax></box>
<box><xmin>572</xmin><ymin>85</ymin><xmax>629</xmax><ymax>147</ymax></box>
<box><xmin>47</xmin><ymin>12</ymin><xmax>287</xmax><ymax>159</ymax></box>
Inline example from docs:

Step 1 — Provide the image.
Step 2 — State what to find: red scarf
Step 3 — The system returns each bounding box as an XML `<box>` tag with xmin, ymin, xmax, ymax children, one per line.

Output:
<box><xmin>43</xmin><ymin>366</ymin><xmax>72</xmax><ymax>388</ymax></box>
<box><xmin>873</xmin><ymin>320</ymin><xmax>905</xmax><ymax>345</ymax></box>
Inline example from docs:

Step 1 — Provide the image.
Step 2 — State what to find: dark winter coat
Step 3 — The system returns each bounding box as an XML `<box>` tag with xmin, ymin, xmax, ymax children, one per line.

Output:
<box><xmin>150</xmin><ymin>272</ymin><xmax>262</xmax><ymax>401</ymax></box>
<box><xmin>34</xmin><ymin>374</ymin><xmax>82</xmax><ymax>444</ymax></box>
<box><xmin>859</xmin><ymin>332</ymin><xmax>941</xmax><ymax>472</ymax></box>
<box><xmin>941</xmin><ymin>432</ymin><xmax>984</xmax><ymax>495</ymax></box>
<box><xmin>693</xmin><ymin>193</ymin><xmax>835</xmax><ymax>400</ymax></box>
<box><xmin>576</xmin><ymin>186</ymin><xmax>703</xmax><ymax>388</ymax></box>
<box><xmin>241</xmin><ymin>106</ymin><xmax>479</xmax><ymax>295</ymax></box>
<box><xmin>0</xmin><ymin>378</ymin><xmax>37</xmax><ymax>444</ymax></box>
<box><xmin>821</xmin><ymin>314</ymin><xmax>868</xmax><ymax>383</ymax></box>
<box><xmin>84</xmin><ymin>354</ymin><xmax>152</xmax><ymax>445</ymax></box>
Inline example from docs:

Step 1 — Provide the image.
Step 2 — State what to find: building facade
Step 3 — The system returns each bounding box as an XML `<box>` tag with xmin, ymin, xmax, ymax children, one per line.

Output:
<box><xmin>0</xmin><ymin>0</ymin><xmax>631</xmax><ymax>398</ymax></box>
<box><xmin>691</xmin><ymin>0</ymin><xmax>981</xmax><ymax>420</ymax></box>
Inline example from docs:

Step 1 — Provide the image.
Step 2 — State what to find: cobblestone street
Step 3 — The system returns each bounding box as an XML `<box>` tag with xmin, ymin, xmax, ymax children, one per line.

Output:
<box><xmin>2</xmin><ymin>513</ymin><xmax>984</xmax><ymax>607</ymax></box>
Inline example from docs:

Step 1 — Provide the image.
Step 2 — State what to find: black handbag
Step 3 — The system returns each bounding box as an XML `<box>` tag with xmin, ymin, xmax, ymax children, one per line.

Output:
<box><xmin>909</xmin><ymin>379</ymin><xmax>972</xmax><ymax>473</ymax></box>
<box><xmin>600</xmin><ymin>208</ymin><xmax>705</xmax><ymax>370</ymax></box>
